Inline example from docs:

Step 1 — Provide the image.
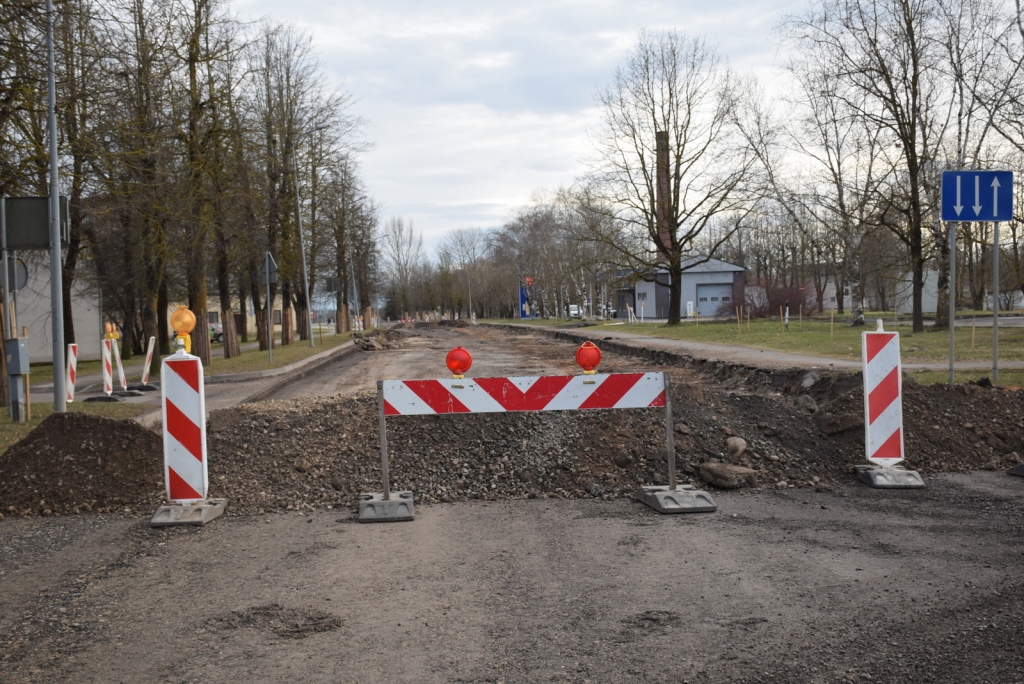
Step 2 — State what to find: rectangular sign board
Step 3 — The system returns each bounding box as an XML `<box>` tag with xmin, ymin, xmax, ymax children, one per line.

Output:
<box><xmin>941</xmin><ymin>170</ymin><xmax>1013</xmax><ymax>222</ymax></box>
<box><xmin>3</xmin><ymin>196</ymin><xmax>69</xmax><ymax>249</ymax></box>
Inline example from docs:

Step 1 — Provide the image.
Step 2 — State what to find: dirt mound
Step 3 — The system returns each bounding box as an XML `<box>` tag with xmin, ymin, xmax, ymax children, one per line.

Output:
<box><xmin>353</xmin><ymin>328</ymin><xmax>401</xmax><ymax>351</ymax></box>
<box><xmin>820</xmin><ymin>380</ymin><xmax>1024</xmax><ymax>472</ymax></box>
<box><xmin>0</xmin><ymin>412</ymin><xmax>163</xmax><ymax>517</ymax></box>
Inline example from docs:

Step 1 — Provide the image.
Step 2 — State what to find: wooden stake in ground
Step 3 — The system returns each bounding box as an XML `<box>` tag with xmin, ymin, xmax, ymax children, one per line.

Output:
<box><xmin>746</xmin><ymin>306</ymin><xmax>750</xmax><ymax>332</ymax></box>
<box><xmin>831</xmin><ymin>310</ymin><xmax>834</xmax><ymax>337</ymax></box>
<box><xmin>736</xmin><ymin>307</ymin><xmax>741</xmax><ymax>334</ymax></box>
<box><xmin>799</xmin><ymin>304</ymin><xmax>802</xmax><ymax>324</ymax></box>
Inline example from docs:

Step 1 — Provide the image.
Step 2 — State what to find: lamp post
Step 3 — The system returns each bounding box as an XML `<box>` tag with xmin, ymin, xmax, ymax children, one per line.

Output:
<box><xmin>45</xmin><ymin>0</ymin><xmax>65</xmax><ymax>412</ymax></box>
<box><xmin>291</xmin><ymin>123</ymin><xmax>328</xmax><ymax>347</ymax></box>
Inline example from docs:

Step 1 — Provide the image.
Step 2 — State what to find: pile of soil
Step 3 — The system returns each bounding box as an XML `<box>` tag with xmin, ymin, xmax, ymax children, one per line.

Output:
<box><xmin>4</xmin><ymin>354</ymin><xmax>1023</xmax><ymax>520</ymax></box>
<box><xmin>822</xmin><ymin>379</ymin><xmax>1024</xmax><ymax>472</ymax></box>
<box><xmin>352</xmin><ymin>328</ymin><xmax>402</xmax><ymax>351</ymax></box>
<box><xmin>0</xmin><ymin>412</ymin><xmax>163</xmax><ymax>517</ymax></box>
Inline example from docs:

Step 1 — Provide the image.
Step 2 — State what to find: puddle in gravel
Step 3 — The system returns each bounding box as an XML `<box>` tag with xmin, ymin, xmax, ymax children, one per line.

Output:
<box><xmin>208</xmin><ymin>604</ymin><xmax>343</xmax><ymax>639</ymax></box>
<box><xmin>620</xmin><ymin>610</ymin><xmax>683</xmax><ymax>640</ymax></box>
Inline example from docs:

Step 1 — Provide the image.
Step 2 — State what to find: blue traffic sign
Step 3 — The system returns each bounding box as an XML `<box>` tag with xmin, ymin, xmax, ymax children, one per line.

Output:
<box><xmin>941</xmin><ymin>170</ymin><xmax>1013</xmax><ymax>222</ymax></box>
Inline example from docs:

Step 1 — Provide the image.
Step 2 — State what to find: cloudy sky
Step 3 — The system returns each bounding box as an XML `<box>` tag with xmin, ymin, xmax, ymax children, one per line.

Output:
<box><xmin>235</xmin><ymin>0</ymin><xmax>806</xmax><ymax>247</ymax></box>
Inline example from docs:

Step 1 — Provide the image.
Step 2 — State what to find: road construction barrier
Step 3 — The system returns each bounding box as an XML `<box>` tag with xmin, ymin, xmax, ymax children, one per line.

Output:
<box><xmin>150</xmin><ymin>308</ymin><xmax>225</xmax><ymax>527</ymax></box>
<box><xmin>112</xmin><ymin>338</ymin><xmax>127</xmax><ymax>391</ymax></box>
<box><xmin>362</xmin><ymin>341</ymin><xmax>716</xmax><ymax>521</ymax></box>
<box><xmin>101</xmin><ymin>339</ymin><xmax>113</xmax><ymax>396</ymax></box>
<box><xmin>856</xmin><ymin>321</ymin><xmax>924</xmax><ymax>488</ymax></box>
<box><xmin>65</xmin><ymin>343</ymin><xmax>78</xmax><ymax>402</ymax></box>
<box><xmin>863</xmin><ymin>323</ymin><xmax>903</xmax><ymax>463</ymax></box>
<box><xmin>161</xmin><ymin>348</ymin><xmax>208</xmax><ymax>503</ymax></box>
<box><xmin>141</xmin><ymin>336</ymin><xmax>156</xmax><ymax>385</ymax></box>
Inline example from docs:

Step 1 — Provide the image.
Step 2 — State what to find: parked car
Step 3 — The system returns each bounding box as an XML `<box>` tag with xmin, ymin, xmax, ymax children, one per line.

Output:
<box><xmin>568</xmin><ymin>304</ymin><xmax>582</xmax><ymax>319</ymax></box>
<box><xmin>209</xmin><ymin>322</ymin><xmax>223</xmax><ymax>343</ymax></box>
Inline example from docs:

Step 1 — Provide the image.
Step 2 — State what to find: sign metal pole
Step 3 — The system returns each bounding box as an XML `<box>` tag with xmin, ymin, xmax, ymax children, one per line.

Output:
<box><xmin>948</xmin><ymin>223</ymin><xmax>956</xmax><ymax>383</ymax></box>
<box><xmin>993</xmin><ymin>221</ymin><xmax>999</xmax><ymax>382</ymax></box>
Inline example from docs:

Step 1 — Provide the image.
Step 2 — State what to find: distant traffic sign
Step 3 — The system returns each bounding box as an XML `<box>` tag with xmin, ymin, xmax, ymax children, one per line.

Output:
<box><xmin>941</xmin><ymin>170</ymin><xmax>1013</xmax><ymax>222</ymax></box>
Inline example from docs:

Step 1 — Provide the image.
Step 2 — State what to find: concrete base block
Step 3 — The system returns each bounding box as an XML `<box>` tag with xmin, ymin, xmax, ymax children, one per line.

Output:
<box><xmin>358</xmin><ymin>491</ymin><xmax>414</xmax><ymax>522</ymax></box>
<box><xmin>150</xmin><ymin>499</ymin><xmax>227</xmax><ymax>527</ymax></box>
<box><xmin>634</xmin><ymin>485</ymin><xmax>717</xmax><ymax>513</ymax></box>
<box><xmin>1007</xmin><ymin>463</ymin><xmax>1024</xmax><ymax>477</ymax></box>
<box><xmin>83</xmin><ymin>395</ymin><xmax>121</xmax><ymax>403</ymax></box>
<box><xmin>855</xmin><ymin>465</ymin><xmax>925</xmax><ymax>489</ymax></box>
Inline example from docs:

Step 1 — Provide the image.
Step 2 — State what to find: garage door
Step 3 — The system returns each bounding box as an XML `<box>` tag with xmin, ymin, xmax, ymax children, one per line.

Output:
<box><xmin>696</xmin><ymin>284</ymin><xmax>734</xmax><ymax>317</ymax></box>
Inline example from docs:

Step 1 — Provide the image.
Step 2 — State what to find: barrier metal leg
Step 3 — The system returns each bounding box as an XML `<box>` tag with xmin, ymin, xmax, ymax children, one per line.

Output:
<box><xmin>359</xmin><ymin>380</ymin><xmax>414</xmax><ymax>522</ymax></box>
<box><xmin>665</xmin><ymin>373</ymin><xmax>676</xmax><ymax>491</ymax></box>
<box><xmin>378</xmin><ymin>380</ymin><xmax>390</xmax><ymax>501</ymax></box>
<box><xmin>634</xmin><ymin>371</ymin><xmax>717</xmax><ymax>513</ymax></box>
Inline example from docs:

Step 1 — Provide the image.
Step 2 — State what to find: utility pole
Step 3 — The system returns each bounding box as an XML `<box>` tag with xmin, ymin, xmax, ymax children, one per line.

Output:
<box><xmin>46</xmin><ymin>0</ymin><xmax>65</xmax><ymax>412</ymax></box>
<box><xmin>291</xmin><ymin>123</ymin><xmax>328</xmax><ymax>348</ymax></box>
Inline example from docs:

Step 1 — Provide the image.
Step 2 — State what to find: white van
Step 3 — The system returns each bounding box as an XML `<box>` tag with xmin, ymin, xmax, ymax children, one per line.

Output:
<box><xmin>568</xmin><ymin>304</ymin><xmax>582</xmax><ymax>319</ymax></box>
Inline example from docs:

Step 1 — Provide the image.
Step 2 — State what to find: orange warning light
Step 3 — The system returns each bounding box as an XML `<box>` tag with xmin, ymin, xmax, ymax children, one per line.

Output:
<box><xmin>575</xmin><ymin>341</ymin><xmax>602</xmax><ymax>374</ymax></box>
<box><xmin>446</xmin><ymin>346</ymin><xmax>472</xmax><ymax>379</ymax></box>
<box><xmin>171</xmin><ymin>307</ymin><xmax>196</xmax><ymax>335</ymax></box>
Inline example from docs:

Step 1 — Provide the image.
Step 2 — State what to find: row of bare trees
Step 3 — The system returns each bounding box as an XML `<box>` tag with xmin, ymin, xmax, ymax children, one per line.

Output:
<box><xmin>0</xmin><ymin>0</ymin><xmax>377</xmax><ymax>363</ymax></box>
<box><xmin>378</xmin><ymin>0</ymin><xmax>1024</xmax><ymax>329</ymax></box>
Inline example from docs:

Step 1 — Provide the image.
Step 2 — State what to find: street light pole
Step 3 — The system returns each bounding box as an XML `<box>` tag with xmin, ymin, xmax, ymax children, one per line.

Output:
<box><xmin>46</xmin><ymin>0</ymin><xmax>65</xmax><ymax>412</ymax></box>
<box><xmin>291</xmin><ymin>123</ymin><xmax>328</xmax><ymax>348</ymax></box>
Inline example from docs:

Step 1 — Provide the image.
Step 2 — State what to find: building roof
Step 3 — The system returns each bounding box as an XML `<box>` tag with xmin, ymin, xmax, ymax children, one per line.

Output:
<box><xmin>652</xmin><ymin>257</ymin><xmax>745</xmax><ymax>274</ymax></box>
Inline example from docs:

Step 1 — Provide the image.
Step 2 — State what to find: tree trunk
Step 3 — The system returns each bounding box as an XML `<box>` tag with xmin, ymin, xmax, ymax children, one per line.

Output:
<box><xmin>238</xmin><ymin>281</ymin><xmax>248</xmax><ymax>343</ymax></box>
<box><xmin>667</xmin><ymin>258</ymin><xmax>682</xmax><ymax>326</ymax></box>
<box><xmin>158</xmin><ymin>280</ymin><xmax>170</xmax><ymax>355</ymax></box>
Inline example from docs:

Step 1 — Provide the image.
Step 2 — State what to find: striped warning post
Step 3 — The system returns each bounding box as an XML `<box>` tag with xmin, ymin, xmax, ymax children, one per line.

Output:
<box><xmin>101</xmin><ymin>340</ymin><xmax>113</xmax><ymax>396</ymax></box>
<box><xmin>112</xmin><ymin>339</ymin><xmax>127</xmax><ymax>391</ymax></box>
<box><xmin>862</xmin><ymin>329</ymin><xmax>903</xmax><ymax>464</ymax></box>
<box><xmin>65</xmin><ymin>343</ymin><xmax>78</xmax><ymax>403</ymax></box>
<box><xmin>141</xmin><ymin>336</ymin><xmax>156</xmax><ymax>385</ymax></box>
<box><xmin>383</xmin><ymin>372</ymin><xmax>666</xmax><ymax>415</ymax></box>
<box><xmin>161</xmin><ymin>351</ymin><xmax>208</xmax><ymax>503</ymax></box>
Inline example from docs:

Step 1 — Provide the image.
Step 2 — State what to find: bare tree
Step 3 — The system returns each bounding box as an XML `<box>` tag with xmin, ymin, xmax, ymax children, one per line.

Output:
<box><xmin>587</xmin><ymin>30</ymin><xmax>754</xmax><ymax>325</ymax></box>
<box><xmin>381</xmin><ymin>216</ymin><xmax>421</xmax><ymax>318</ymax></box>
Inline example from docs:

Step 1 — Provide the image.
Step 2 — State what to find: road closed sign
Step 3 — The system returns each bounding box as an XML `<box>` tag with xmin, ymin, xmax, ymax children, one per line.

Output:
<box><xmin>862</xmin><ymin>329</ymin><xmax>904</xmax><ymax>465</ymax></box>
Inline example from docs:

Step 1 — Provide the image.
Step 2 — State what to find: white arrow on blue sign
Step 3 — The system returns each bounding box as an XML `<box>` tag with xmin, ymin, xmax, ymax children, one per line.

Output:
<box><xmin>941</xmin><ymin>170</ymin><xmax>1013</xmax><ymax>222</ymax></box>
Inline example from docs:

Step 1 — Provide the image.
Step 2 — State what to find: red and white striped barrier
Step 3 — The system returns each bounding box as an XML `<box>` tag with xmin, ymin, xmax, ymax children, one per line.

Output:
<box><xmin>101</xmin><ymin>340</ymin><xmax>113</xmax><ymax>396</ymax></box>
<box><xmin>382</xmin><ymin>372</ymin><xmax>666</xmax><ymax>415</ymax></box>
<box><xmin>141</xmin><ymin>336</ymin><xmax>156</xmax><ymax>385</ymax></box>
<box><xmin>862</xmin><ymin>327</ymin><xmax>904</xmax><ymax>464</ymax></box>
<box><xmin>112</xmin><ymin>339</ymin><xmax>127</xmax><ymax>391</ymax></box>
<box><xmin>65</xmin><ymin>343</ymin><xmax>78</xmax><ymax>402</ymax></box>
<box><xmin>161</xmin><ymin>351</ymin><xmax>208</xmax><ymax>503</ymax></box>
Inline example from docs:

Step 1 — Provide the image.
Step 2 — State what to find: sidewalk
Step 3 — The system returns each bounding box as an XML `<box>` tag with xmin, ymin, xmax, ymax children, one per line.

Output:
<box><xmin>507</xmin><ymin>324</ymin><xmax>1024</xmax><ymax>372</ymax></box>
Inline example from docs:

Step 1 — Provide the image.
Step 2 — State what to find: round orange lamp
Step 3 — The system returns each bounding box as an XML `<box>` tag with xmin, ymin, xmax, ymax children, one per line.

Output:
<box><xmin>575</xmin><ymin>341</ymin><xmax>602</xmax><ymax>374</ymax></box>
<box><xmin>446</xmin><ymin>346</ymin><xmax>473</xmax><ymax>379</ymax></box>
<box><xmin>171</xmin><ymin>306</ymin><xmax>196</xmax><ymax>353</ymax></box>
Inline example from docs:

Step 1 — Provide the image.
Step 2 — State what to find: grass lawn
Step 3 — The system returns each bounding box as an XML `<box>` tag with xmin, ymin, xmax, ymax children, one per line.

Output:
<box><xmin>27</xmin><ymin>332</ymin><xmax>354</xmax><ymax>381</ymax></box>
<box><xmin>0</xmin><ymin>401</ymin><xmax>153</xmax><ymax>456</ymax></box>
<box><xmin>490</xmin><ymin>316</ymin><xmax>1024</xmax><ymax>363</ymax></box>
<box><xmin>908</xmin><ymin>368</ymin><xmax>1024</xmax><ymax>387</ymax></box>
<box><xmin>201</xmin><ymin>331</ymin><xmax>354</xmax><ymax>376</ymax></box>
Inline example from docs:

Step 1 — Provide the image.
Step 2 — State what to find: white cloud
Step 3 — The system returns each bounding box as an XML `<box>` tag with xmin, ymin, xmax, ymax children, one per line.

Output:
<box><xmin>234</xmin><ymin>0</ymin><xmax>805</xmax><ymax>247</ymax></box>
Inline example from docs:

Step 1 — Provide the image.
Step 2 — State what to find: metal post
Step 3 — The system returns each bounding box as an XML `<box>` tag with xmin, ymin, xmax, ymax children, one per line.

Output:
<box><xmin>291</xmin><ymin>141</ymin><xmax>315</xmax><ymax>347</ymax></box>
<box><xmin>377</xmin><ymin>380</ymin><xmax>391</xmax><ymax>501</ymax></box>
<box><xmin>46</xmin><ymin>0</ymin><xmax>65</xmax><ymax>412</ymax></box>
<box><xmin>266</xmin><ymin>277</ymin><xmax>272</xmax><ymax>363</ymax></box>
<box><xmin>993</xmin><ymin>221</ymin><xmax>999</xmax><ymax>382</ymax></box>
<box><xmin>1</xmin><ymin>194</ymin><xmax>8</xmax><ymax>340</ymax></box>
<box><xmin>948</xmin><ymin>223</ymin><xmax>956</xmax><ymax>383</ymax></box>
<box><xmin>664</xmin><ymin>372</ymin><xmax>676</xmax><ymax>490</ymax></box>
